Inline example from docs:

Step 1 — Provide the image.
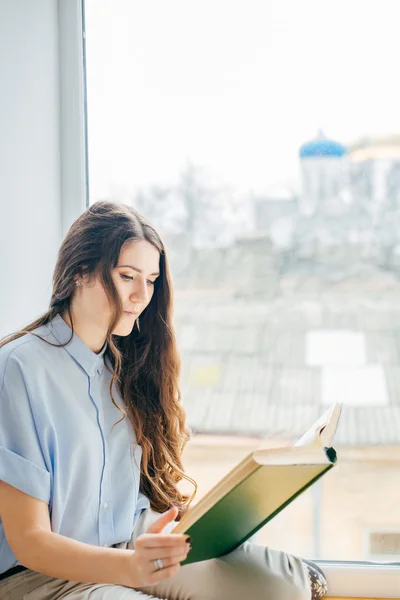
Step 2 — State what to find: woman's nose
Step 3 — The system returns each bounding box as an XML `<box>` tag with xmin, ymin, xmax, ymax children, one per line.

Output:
<box><xmin>131</xmin><ymin>278</ymin><xmax>148</xmax><ymax>303</ymax></box>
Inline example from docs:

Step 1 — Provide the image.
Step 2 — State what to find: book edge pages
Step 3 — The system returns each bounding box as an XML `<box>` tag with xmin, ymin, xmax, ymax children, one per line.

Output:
<box><xmin>173</xmin><ymin>453</ymin><xmax>258</xmax><ymax>533</ymax></box>
<box><xmin>292</xmin><ymin>401</ymin><xmax>342</xmax><ymax>448</ymax></box>
<box><xmin>174</xmin><ymin>447</ymin><xmax>332</xmax><ymax>533</ymax></box>
<box><xmin>182</xmin><ymin>462</ymin><xmax>335</xmax><ymax>565</ymax></box>
<box><xmin>319</xmin><ymin>402</ymin><xmax>343</xmax><ymax>447</ymax></box>
<box><xmin>253</xmin><ymin>443</ymin><xmax>329</xmax><ymax>464</ymax></box>
<box><xmin>173</xmin><ymin>403</ymin><xmax>341</xmax><ymax>534</ymax></box>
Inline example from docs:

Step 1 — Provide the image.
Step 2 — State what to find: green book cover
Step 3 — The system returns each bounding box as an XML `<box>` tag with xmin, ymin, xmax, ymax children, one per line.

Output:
<box><xmin>174</xmin><ymin>404</ymin><xmax>341</xmax><ymax>565</ymax></box>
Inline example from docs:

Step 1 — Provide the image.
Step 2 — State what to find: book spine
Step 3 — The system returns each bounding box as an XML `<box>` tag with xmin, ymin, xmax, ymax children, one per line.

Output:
<box><xmin>324</xmin><ymin>446</ymin><xmax>337</xmax><ymax>463</ymax></box>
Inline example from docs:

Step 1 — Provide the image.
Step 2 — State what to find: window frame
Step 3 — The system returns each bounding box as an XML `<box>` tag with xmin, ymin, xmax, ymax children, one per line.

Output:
<box><xmin>58</xmin><ymin>0</ymin><xmax>89</xmax><ymax>237</ymax></box>
<box><xmin>58</xmin><ymin>0</ymin><xmax>400</xmax><ymax>596</ymax></box>
<box><xmin>321</xmin><ymin>561</ymin><xmax>400</xmax><ymax>597</ymax></box>
<box><xmin>365</xmin><ymin>528</ymin><xmax>400</xmax><ymax>563</ymax></box>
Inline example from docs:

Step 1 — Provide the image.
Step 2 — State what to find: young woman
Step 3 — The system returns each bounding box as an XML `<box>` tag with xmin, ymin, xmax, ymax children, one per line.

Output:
<box><xmin>0</xmin><ymin>201</ymin><xmax>327</xmax><ymax>599</ymax></box>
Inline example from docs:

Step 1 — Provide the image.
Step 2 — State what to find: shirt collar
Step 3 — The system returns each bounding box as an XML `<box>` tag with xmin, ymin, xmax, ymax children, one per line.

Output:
<box><xmin>47</xmin><ymin>314</ymin><xmax>108</xmax><ymax>377</ymax></box>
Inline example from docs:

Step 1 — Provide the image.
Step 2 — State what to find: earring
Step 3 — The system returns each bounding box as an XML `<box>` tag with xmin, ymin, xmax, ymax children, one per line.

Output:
<box><xmin>136</xmin><ymin>317</ymin><xmax>140</xmax><ymax>332</ymax></box>
<box><xmin>75</xmin><ymin>279</ymin><xmax>82</xmax><ymax>288</ymax></box>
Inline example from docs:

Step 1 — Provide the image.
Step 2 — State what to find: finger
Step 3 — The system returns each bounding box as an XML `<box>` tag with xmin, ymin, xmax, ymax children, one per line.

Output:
<box><xmin>144</xmin><ymin>545</ymin><xmax>191</xmax><ymax>561</ymax></box>
<box><xmin>151</xmin><ymin>553</ymin><xmax>188</xmax><ymax>572</ymax></box>
<box><xmin>148</xmin><ymin>563</ymin><xmax>181</xmax><ymax>584</ymax></box>
<box><xmin>146</xmin><ymin>507</ymin><xmax>179</xmax><ymax>534</ymax></box>
<box><xmin>137</xmin><ymin>533</ymin><xmax>190</xmax><ymax>548</ymax></box>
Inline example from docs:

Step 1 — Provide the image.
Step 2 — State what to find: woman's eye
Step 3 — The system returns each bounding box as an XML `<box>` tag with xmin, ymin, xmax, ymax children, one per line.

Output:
<box><xmin>120</xmin><ymin>273</ymin><xmax>155</xmax><ymax>286</ymax></box>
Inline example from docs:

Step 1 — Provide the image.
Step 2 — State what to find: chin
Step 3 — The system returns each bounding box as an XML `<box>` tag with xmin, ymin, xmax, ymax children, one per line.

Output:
<box><xmin>113</xmin><ymin>323</ymin><xmax>135</xmax><ymax>337</ymax></box>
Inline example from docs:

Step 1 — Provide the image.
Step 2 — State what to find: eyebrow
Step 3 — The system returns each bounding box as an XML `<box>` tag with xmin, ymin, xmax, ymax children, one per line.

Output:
<box><xmin>117</xmin><ymin>264</ymin><xmax>160</xmax><ymax>277</ymax></box>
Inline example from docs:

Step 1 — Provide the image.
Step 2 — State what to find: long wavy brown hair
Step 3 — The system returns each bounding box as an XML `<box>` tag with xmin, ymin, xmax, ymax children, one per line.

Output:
<box><xmin>0</xmin><ymin>200</ymin><xmax>197</xmax><ymax>517</ymax></box>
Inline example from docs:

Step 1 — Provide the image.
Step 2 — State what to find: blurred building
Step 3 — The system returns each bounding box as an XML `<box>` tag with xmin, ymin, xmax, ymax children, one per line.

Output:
<box><xmin>250</xmin><ymin>131</ymin><xmax>400</xmax><ymax>272</ymax></box>
<box><xmin>172</xmin><ymin>131</ymin><xmax>400</xmax><ymax>562</ymax></box>
<box><xmin>299</xmin><ymin>130</ymin><xmax>349</xmax><ymax>217</ymax></box>
<box><xmin>177</xmin><ymin>289</ymin><xmax>400</xmax><ymax>561</ymax></box>
<box><xmin>349</xmin><ymin>134</ymin><xmax>400</xmax><ymax>223</ymax></box>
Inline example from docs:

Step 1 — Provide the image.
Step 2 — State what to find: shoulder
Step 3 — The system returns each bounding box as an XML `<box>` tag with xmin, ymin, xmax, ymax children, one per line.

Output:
<box><xmin>0</xmin><ymin>326</ymin><xmax>53</xmax><ymax>384</ymax></box>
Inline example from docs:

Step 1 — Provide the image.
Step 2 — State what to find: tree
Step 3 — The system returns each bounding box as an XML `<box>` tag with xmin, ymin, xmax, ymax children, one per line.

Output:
<box><xmin>130</xmin><ymin>161</ymin><xmax>250</xmax><ymax>252</ymax></box>
<box><xmin>131</xmin><ymin>184</ymin><xmax>184</xmax><ymax>235</ymax></box>
<box><xmin>177</xmin><ymin>161</ymin><xmax>247</xmax><ymax>249</ymax></box>
<box><xmin>376</xmin><ymin>161</ymin><xmax>400</xmax><ymax>270</ymax></box>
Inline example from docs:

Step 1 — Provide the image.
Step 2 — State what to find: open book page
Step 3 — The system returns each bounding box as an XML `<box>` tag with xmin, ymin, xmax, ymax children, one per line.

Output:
<box><xmin>252</xmin><ymin>444</ymin><xmax>334</xmax><ymax>465</ymax></box>
<box><xmin>174</xmin><ymin>404</ymin><xmax>341</xmax><ymax>534</ymax></box>
<box><xmin>178</xmin><ymin>461</ymin><xmax>334</xmax><ymax>564</ymax></box>
<box><xmin>250</xmin><ymin>403</ymin><xmax>342</xmax><ymax>464</ymax></box>
<box><xmin>294</xmin><ymin>402</ymin><xmax>342</xmax><ymax>448</ymax></box>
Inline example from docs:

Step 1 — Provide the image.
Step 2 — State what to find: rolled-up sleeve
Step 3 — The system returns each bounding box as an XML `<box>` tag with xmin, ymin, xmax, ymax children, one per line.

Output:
<box><xmin>0</xmin><ymin>351</ymin><xmax>51</xmax><ymax>503</ymax></box>
<box><xmin>133</xmin><ymin>489</ymin><xmax>151</xmax><ymax>527</ymax></box>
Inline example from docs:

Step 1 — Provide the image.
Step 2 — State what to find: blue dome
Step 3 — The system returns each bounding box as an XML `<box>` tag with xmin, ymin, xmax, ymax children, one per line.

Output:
<box><xmin>299</xmin><ymin>132</ymin><xmax>347</xmax><ymax>159</ymax></box>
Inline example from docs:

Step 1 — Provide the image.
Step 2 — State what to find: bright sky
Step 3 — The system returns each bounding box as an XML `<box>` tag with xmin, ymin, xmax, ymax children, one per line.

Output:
<box><xmin>85</xmin><ymin>0</ymin><xmax>400</xmax><ymax>200</ymax></box>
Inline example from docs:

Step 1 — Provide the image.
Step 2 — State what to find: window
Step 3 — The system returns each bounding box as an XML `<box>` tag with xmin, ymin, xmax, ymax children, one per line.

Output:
<box><xmin>306</xmin><ymin>330</ymin><xmax>366</xmax><ymax>367</ymax></box>
<box><xmin>84</xmin><ymin>0</ymin><xmax>400</xmax><ymax>584</ymax></box>
<box><xmin>369</xmin><ymin>531</ymin><xmax>400</xmax><ymax>561</ymax></box>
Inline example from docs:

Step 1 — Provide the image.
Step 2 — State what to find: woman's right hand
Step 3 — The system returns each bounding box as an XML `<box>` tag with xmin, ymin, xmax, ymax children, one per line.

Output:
<box><xmin>127</xmin><ymin>507</ymin><xmax>191</xmax><ymax>588</ymax></box>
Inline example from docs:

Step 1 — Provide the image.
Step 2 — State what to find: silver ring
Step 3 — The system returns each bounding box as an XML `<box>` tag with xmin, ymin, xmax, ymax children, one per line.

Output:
<box><xmin>154</xmin><ymin>559</ymin><xmax>164</xmax><ymax>571</ymax></box>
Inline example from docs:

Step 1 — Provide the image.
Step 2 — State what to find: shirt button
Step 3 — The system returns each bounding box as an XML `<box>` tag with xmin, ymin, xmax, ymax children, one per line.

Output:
<box><xmin>103</xmin><ymin>502</ymin><xmax>109</xmax><ymax>509</ymax></box>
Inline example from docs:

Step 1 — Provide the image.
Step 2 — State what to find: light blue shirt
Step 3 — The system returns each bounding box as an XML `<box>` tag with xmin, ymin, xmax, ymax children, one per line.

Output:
<box><xmin>0</xmin><ymin>314</ymin><xmax>150</xmax><ymax>574</ymax></box>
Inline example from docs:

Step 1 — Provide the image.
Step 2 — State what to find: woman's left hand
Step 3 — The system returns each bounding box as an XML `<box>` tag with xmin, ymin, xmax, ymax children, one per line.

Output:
<box><xmin>125</xmin><ymin>507</ymin><xmax>191</xmax><ymax>587</ymax></box>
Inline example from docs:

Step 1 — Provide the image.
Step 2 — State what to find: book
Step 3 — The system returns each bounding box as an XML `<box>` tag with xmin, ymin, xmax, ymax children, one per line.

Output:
<box><xmin>173</xmin><ymin>402</ymin><xmax>342</xmax><ymax>565</ymax></box>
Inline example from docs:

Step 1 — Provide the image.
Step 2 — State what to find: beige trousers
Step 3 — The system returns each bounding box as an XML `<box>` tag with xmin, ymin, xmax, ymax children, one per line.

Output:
<box><xmin>0</xmin><ymin>509</ymin><xmax>312</xmax><ymax>600</ymax></box>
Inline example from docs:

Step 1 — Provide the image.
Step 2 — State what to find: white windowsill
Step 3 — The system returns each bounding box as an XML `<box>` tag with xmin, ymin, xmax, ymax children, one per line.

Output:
<box><xmin>319</xmin><ymin>561</ymin><xmax>400</xmax><ymax>598</ymax></box>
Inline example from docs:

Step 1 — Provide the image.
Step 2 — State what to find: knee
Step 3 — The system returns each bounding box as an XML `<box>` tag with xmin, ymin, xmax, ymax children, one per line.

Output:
<box><xmin>220</xmin><ymin>543</ymin><xmax>312</xmax><ymax>600</ymax></box>
<box><xmin>259</xmin><ymin>568</ymin><xmax>311</xmax><ymax>600</ymax></box>
<box><xmin>284</xmin><ymin>580</ymin><xmax>311</xmax><ymax>600</ymax></box>
<box><xmin>267</xmin><ymin>556</ymin><xmax>312</xmax><ymax>600</ymax></box>
<box><xmin>178</xmin><ymin>547</ymin><xmax>313</xmax><ymax>600</ymax></box>
<box><xmin>220</xmin><ymin>556</ymin><xmax>311</xmax><ymax>600</ymax></box>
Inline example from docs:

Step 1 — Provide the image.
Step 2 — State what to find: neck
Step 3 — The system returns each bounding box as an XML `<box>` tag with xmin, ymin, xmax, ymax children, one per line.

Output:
<box><xmin>61</xmin><ymin>304</ymin><xmax>107</xmax><ymax>354</ymax></box>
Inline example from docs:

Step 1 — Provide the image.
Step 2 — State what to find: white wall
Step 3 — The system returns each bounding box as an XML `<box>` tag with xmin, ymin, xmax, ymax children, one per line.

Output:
<box><xmin>0</xmin><ymin>0</ymin><xmax>86</xmax><ymax>337</ymax></box>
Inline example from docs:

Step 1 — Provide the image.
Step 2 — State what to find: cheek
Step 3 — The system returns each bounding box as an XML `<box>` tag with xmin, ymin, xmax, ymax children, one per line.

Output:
<box><xmin>95</xmin><ymin>287</ymin><xmax>113</xmax><ymax>313</ymax></box>
<box><xmin>147</xmin><ymin>286</ymin><xmax>156</xmax><ymax>304</ymax></box>
<box><xmin>113</xmin><ymin>278</ymin><xmax>125</xmax><ymax>298</ymax></box>
<box><xmin>83</xmin><ymin>285</ymin><xmax>112</xmax><ymax>324</ymax></box>
<box><xmin>111</xmin><ymin>275</ymin><xmax>130</xmax><ymax>303</ymax></box>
